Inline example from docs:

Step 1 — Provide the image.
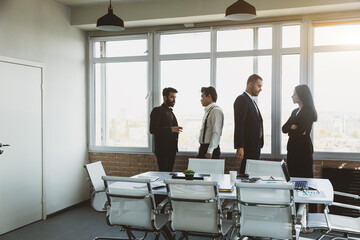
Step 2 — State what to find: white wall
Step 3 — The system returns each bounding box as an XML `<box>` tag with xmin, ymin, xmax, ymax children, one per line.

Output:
<box><xmin>0</xmin><ymin>0</ymin><xmax>88</xmax><ymax>214</ymax></box>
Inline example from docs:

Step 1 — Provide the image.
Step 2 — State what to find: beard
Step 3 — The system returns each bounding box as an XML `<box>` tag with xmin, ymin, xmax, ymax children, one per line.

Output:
<box><xmin>251</xmin><ymin>87</ymin><xmax>260</xmax><ymax>96</ymax></box>
<box><xmin>166</xmin><ymin>98</ymin><xmax>175</xmax><ymax>107</ymax></box>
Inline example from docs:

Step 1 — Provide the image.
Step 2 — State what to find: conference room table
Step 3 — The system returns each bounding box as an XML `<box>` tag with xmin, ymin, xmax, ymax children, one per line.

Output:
<box><xmin>127</xmin><ymin>171</ymin><xmax>334</xmax><ymax>205</ymax></box>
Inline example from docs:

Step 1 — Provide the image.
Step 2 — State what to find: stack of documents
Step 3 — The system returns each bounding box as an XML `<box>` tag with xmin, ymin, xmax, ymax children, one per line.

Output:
<box><xmin>132</xmin><ymin>175</ymin><xmax>159</xmax><ymax>182</ymax></box>
<box><xmin>218</xmin><ymin>183</ymin><xmax>234</xmax><ymax>192</ymax></box>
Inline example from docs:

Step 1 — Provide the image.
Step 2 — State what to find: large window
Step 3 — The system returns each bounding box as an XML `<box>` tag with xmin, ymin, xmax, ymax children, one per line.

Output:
<box><xmin>312</xmin><ymin>21</ymin><xmax>360</xmax><ymax>154</ymax></box>
<box><xmin>90</xmin><ymin>35</ymin><xmax>151</xmax><ymax>152</ymax></box>
<box><xmin>159</xmin><ymin>27</ymin><xmax>273</xmax><ymax>153</ymax></box>
<box><xmin>89</xmin><ymin>18</ymin><xmax>360</xmax><ymax>160</ymax></box>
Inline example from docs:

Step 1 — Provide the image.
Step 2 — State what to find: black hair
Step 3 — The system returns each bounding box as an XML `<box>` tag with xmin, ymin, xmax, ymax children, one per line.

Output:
<box><xmin>247</xmin><ymin>74</ymin><xmax>263</xmax><ymax>85</ymax></box>
<box><xmin>162</xmin><ymin>87</ymin><xmax>178</xmax><ymax>97</ymax></box>
<box><xmin>295</xmin><ymin>84</ymin><xmax>318</xmax><ymax>122</ymax></box>
<box><xmin>201</xmin><ymin>86</ymin><xmax>218</xmax><ymax>102</ymax></box>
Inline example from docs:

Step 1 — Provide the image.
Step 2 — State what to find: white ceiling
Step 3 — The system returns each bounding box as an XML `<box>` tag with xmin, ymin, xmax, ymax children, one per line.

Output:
<box><xmin>56</xmin><ymin>0</ymin><xmax>149</xmax><ymax>7</ymax></box>
<box><xmin>57</xmin><ymin>0</ymin><xmax>360</xmax><ymax>31</ymax></box>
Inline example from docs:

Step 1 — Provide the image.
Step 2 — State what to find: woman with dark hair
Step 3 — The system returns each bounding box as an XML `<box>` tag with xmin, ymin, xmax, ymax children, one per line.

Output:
<box><xmin>282</xmin><ymin>84</ymin><xmax>317</xmax><ymax>178</ymax></box>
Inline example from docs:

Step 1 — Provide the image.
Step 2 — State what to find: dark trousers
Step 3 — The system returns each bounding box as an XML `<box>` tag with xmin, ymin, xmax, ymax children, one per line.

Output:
<box><xmin>154</xmin><ymin>151</ymin><xmax>176</xmax><ymax>205</ymax></box>
<box><xmin>287</xmin><ymin>153</ymin><xmax>317</xmax><ymax>213</ymax></box>
<box><xmin>239</xmin><ymin>149</ymin><xmax>261</xmax><ymax>174</ymax></box>
<box><xmin>155</xmin><ymin>151</ymin><xmax>176</xmax><ymax>172</ymax></box>
<box><xmin>196</xmin><ymin>144</ymin><xmax>221</xmax><ymax>159</ymax></box>
<box><xmin>287</xmin><ymin>154</ymin><xmax>314</xmax><ymax>178</ymax></box>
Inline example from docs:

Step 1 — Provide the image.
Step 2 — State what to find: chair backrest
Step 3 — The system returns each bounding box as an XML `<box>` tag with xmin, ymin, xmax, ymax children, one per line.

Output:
<box><xmin>84</xmin><ymin>161</ymin><xmax>106</xmax><ymax>191</ymax></box>
<box><xmin>245</xmin><ymin>159</ymin><xmax>285</xmax><ymax>178</ymax></box>
<box><xmin>188</xmin><ymin>158</ymin><xmax>225</xmax><ymax>174</ymax></box>
<box><xmin>102</xmin><ymin>176</ymin><xmax>156</xmax><ymax>229</ymax></box>
<box><xmin>235</xmin><ymin>181</ymin><xmax>296</xmax><ymax>239</ymax></box>
<box><xmin>164</xmin><ymin>179</ymin><xmax>223</xmax><ymax>234</ymax></box>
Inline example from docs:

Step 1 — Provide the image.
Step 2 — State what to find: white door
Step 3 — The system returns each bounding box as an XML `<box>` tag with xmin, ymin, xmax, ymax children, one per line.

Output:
<box><xmin>0</xmin><ymin>57</ymin><xmax>43</xmax><ymax>235</ymax></box>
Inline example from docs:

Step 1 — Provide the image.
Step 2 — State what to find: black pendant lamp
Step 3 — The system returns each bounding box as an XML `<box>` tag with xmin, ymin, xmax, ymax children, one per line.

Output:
<box><xmin>97</xmin><ymin>0</ymin><xmax>125</xmax><ymax>31</ymax></box>
<box><xmin>225</xmin><ymin>0</ymin><xmax>257</xmax><ymax>21</ymax></box>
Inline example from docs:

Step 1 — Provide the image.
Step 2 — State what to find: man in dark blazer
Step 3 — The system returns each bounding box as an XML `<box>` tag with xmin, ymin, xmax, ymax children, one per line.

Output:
<box><xmin>150</xmin><ymin>87</ymin><xmax>182</xmax><ymax>171</ymax></box>
<box><xmin>234</xmin><ymin>74</ymin><xmax>264</xmax><ymax>174</ymax></box>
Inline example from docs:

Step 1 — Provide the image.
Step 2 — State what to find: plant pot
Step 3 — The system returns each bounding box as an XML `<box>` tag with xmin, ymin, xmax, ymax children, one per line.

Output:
<box><xmin>185</xmin><ymin>174</ymin><xmax>194</xmax><ymax>180</ymax></box>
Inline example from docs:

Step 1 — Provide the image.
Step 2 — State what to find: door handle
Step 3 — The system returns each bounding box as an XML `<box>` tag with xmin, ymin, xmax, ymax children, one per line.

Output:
<box><xmin>0</xmin><ymin>143</ymin><xmax>10</xmax><ymax>154</ymax></box>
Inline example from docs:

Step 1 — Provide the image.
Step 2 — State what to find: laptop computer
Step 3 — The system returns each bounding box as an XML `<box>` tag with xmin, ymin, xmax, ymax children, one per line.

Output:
<box><xmin>281</xmin><ymin>160</ymin><xmax>308</xmax><ymax>190</ymax></box>
<box><xmin>170</xmin><ymin>172</ymin><xmax>210</xmax><ymax>180</ymax></box>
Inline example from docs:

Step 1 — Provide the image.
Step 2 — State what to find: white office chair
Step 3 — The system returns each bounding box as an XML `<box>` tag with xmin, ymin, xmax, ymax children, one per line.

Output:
<box><xmin>235</xmin><ymin>181</ymin><xmax>306</xmax><ymax>240</ymax></box>
<box><xmin>245</xmin><ymin>159</ymin><xmax>285</xmax><ymax>179</ymax></box>
<box><xmin>164</xmin><ymin>179</ymin><xmax>233</xmax><ymax>240</ymax></box>
<box><xmin>188</xmin><ymin>158</ymin><xmax>225</xmax><ymax>174</ymax></box>
<box><xmin>307</xmin><ymin>191</ymin><xmax>360</xmax><ymax>240</ymax></box>
<box><xmin>84</xmin><ymin>161</ymin><xmax>107</xmax><ymax>212</ymax></box>
<box><xmin>97</xmin><ymin>176</ymin><xmax>173</xmax><ymax>240</ymax></box>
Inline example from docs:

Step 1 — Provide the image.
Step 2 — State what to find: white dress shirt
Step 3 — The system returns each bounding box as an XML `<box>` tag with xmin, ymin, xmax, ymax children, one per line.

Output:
<box><xmin>198</xmin><ymin>102</ymin><xmax>224</xmax><ymax>154</ymax></box>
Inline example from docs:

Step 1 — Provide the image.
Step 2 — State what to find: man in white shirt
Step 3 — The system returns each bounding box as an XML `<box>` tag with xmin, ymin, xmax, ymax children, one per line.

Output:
<box><xmin>197</xmin><ymin>86</ymin><xmax>224</xmax><ymax>159</ymax></box>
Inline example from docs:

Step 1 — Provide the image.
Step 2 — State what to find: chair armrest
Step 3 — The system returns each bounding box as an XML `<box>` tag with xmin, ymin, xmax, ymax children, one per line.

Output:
<box><xmin>293</xmin><ymin>204</ymin><xmax>306</xmax><ymax>240</ymax></box>
<box><xmin>331</xmin><ymin>202</ymin><xmax>360</xmax><ymax>211</ymax></box>
<box><xmin>334</xmin><ymin>191</ymin><xmax>360</xmax><ymax>199</ymax></box>
<box><xmin>156</xmin><ymin>198</ymin><xmax>169</xmax><ymax>214</ymax></box>
<box><xmin>296</xmin><ymin>204</ymin><xmax>307</xmax><ymax>228</ymax></box>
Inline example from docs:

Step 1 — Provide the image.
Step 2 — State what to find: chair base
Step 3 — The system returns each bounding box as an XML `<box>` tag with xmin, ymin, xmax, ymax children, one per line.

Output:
<box><xmin>177</xmin><ymin>227</ymin><xmax>233</xmax><ymax>240</ymax></box>
<box><xmin>94</xmin><ymin>226</ymin><xmax>174</xmax><ymax>240</ymax></box>
<box><xmin>315</xmin><ymin>229</ymin><xmax>360</xmax><ymax>240</ymax></box>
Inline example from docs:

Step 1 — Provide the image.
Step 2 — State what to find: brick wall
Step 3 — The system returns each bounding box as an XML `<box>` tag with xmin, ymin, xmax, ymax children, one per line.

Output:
<box><xmin>89</xmin><ymin>152</ymin><xmax>358</xmax><ymax>177</ymax></box>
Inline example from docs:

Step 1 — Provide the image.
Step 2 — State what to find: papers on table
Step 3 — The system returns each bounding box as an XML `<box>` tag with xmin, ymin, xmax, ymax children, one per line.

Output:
<box><xmin>151</xmin><ymin>181</ymin><xmax>166</xmax><ymax>190</ymax></box>
<box><xmin>218</xmin><ymin>183</ymin><xmax>234</xmax><ymax>192</ymax></box>
<box><xmin>132</xmin><ymin>175</ymin><xmax>159</xmax><ymax>182</ymax></box>
<box><xmin>256</xmin><ymin>176</ymin><xmax>286</xmax><ymax>181</ymax></box>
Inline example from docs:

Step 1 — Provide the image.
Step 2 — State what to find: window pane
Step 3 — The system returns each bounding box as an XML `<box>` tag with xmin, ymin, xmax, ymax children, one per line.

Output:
<box><xmin>106</xmin><ymin>62</ymin><xmax>148</xmax><ymax>147</ymax></box>
<box><xmin>282</xmin><ymin>25</ymin><xmax>300</xmax><ymax>48</ymax></box>
<box><xmin>94</xmin><ymin>63</ymin><xmax>102</xmax><ymax>145</ymax></box>
<box><xmin>314</xmin><ymin>23</ymin><xmax>360</xmax><ymax>46</ymax></box>
<box><xmin>258</xmin><ymin>27</ymin><xmax>272</xmax><ymax>49</ymax></box>
<box><xmin>216</xmin><ymin>57</ymin><xmax>253</xmax><ymax>152</ymax></box>
<box><xmin>106</xmin><ymin>39</ymin><xmax>148</xmax><ymax>57</ymax></box>
<box><xmin>94</xmin><ymin>42</ymin><xmax>101</xmax><ymax>58</ymax></box>
<box><xmin>314</xmin><ymin>51</ymin><xmax>360</xmax><ymax>153</ymax></box>
<box><xmin>258</xmin><ymin>56</ymin><xmax>272</xmax><ymax>154</ymax></box>
<box><xmin>161</xmin><ymin>59</ymin><xmax>210</xmax><ymax>151</ymax></box>
<box><xmin>281</xmin><ymin>54</ymin><xmax>300</xmax><ymax>154</ymax></box>
<box><xmin>160</xmin><ymin>32</ymin><xmax>210</xmax><ymax>54</ymax></box>
<box><xmin>217</xmin><ymin>29</ymin><xmax>253</xmax><ymax>52</ymax></box>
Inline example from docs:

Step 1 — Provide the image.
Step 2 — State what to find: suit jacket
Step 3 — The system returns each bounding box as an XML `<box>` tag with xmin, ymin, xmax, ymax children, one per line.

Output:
<box><xmin>282</xmin><ymin>107</ymin><xmax>314</xmax><ymax>155</ymax></box>
<box><xmin>150</xmin><ymin>104</ymin><xmax>179</xmax><ymax>154</ymax></box>
<box><xmin>233</xmin><ymin>92</ymin><xmax>264</xmax><ymax>153</ymax></box>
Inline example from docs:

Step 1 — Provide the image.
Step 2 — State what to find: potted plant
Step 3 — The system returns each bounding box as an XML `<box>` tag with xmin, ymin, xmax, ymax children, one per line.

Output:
<box><xmin>183</xmin><ymin>169</ymin><xmax>195</xmax><ymax>180</ymax></box>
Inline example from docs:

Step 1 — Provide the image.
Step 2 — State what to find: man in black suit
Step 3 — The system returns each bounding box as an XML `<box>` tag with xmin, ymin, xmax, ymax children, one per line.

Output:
<box><xmin>234</xmin><ymin>74</ymin><xmax>264</xmax><ymax>174</ymax></box>
<box><xmin>150</xmin><ymin>87</ymin><xmax>182</xmax><ymax>171</ymax></box>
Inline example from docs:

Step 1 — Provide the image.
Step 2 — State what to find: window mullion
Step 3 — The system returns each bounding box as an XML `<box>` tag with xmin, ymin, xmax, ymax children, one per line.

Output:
<box><xmin>210</xmin><ymin>27</ymin><xmax>217</xmax><ymax>87</ymax></box>
<box><xmin>273</xmin><ymin>24</ymin><xmax>282</xmax><ymax>159</ymax></box>
<box><xmin>100</xmin><ymin>41</ymin><xmax>107</xmax><ymax>146</ymax></box>
<box><xmin>253</xmin><ymin>28</ymin><xmax>258</xmax><ymax>73</ymax></box>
